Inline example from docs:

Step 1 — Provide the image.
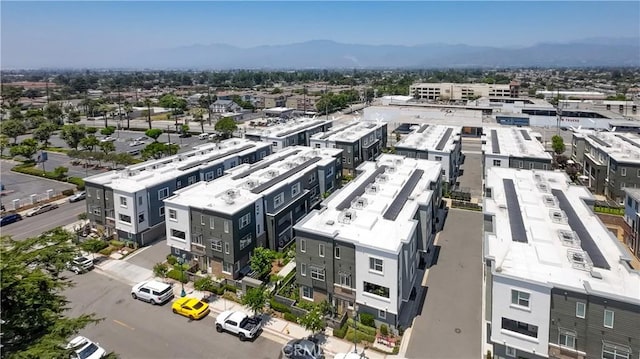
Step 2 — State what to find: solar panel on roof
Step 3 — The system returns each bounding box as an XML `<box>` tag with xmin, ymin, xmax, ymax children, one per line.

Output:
<box><xmin>615</xmin><ymin>134</ymin><xmax>640</xmax><ymax>149</ymax></box>
<box><xmin>250</xmin><ymin>157</ymin><xmax>322</xmax><ymax>194</ymax></box>
<box><xmin>231</xmin><ymin>149</ymin><xmax>302</xmax><ymax>180</ymax></box>
<box><xmin>552</xmin><ymin>189</ymin><xmax>610</xmax><ymax>269</ymax></box>
<box><xmin>588</xmin><ymin>135</ymin><xmax>611</xmax><ymax>148</ymax></box>
<box><xmin>502</xmin><ymin>179</ymin><xmax>527</xmax><ymax>243</ymax></box>
<box><xmin>520</xmin><ymin>130</ymin><xmax>532</xmax><ymax>141</ymax></box>
<box><xmin>435</xmin><ymin>128</ymin><xmax>454</xmax><ymax>151</ymax></box>
<box><xmin>335</xmin><ymin>165</ymin><xmax>387</xmax><ymax>210</ymax></box>
<box><xmin>491</xmin><ymin>130</ymin><xmax>501</xmax><ymax>154</ymax></box>
<box><xmin>416</xmin><ymin>125</ymin><xmax>429</xmax><ymax>134</ymax></box>
<box><xmin>382</xmin><ymin>169</ymin><xmax>424</xmax><ymax>220</ymax></box>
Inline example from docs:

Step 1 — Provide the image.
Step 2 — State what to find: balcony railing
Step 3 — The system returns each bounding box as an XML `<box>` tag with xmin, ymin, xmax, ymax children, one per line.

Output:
<box><xmin>191</xmin><ymin>242</ymin><xmax>206</xmax><ymax>256</ymax></box>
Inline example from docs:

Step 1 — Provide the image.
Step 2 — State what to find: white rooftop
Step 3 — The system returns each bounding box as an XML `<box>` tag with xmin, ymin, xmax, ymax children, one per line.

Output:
<box><xmin>310</xmin><ymin>120</ymin><xmax>385</xmax><ymax>143</ymax></box>
<box><xmin>484</xmin><ymin>167</ymin><xmax>640</xmax><ymax>304</ymax></box>
<box><xmin>164</xmin><ymin>146</ymin><xmax>342</xmax><ymax>215</ymax></box>
<box><xmin>244</xmin><ymin>117</ymin><xmax>333</xmax><ymax>139</ymax></box>
<box><xmin>482</xmin><ymin>127</ymin><xmax>552</xmax><ymax>160</ymax></box>
<box><xmin>363</xmin><ymin>105</ymin><xmax>484</xmax><ymax>127</ymax></box>
<box><xmin>295</xmin><ymin>154</ymin><xmax>442</xmax><ymax>253</ymax></box>
<box><xmin>264</xmin><ymin>107</ymin><xmax>293</xmax><ymax>113</ymax></box>
<box><xmin>395</xmin><ymin>125</ymin><xmax>461</xmax><ymax>153</ymax></box>
<box><xmin>575</xmin><ymin>129</ymin><xmax>640</xmax><ymax>164</ymax></box>
<box><xmin>86</xmin><ymin>139</ymin><xmax>269</xmax><ymax>192</ymax></box>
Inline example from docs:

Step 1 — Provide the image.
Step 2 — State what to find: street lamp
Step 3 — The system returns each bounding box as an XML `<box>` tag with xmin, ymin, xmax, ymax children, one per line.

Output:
<box><xmin>177</xmin><ymin>254</ymin><xmax>187</xmax><ymax>297</ymax></box>
<box><xmin>352</xmin><ymin>304</ymin><xmax>359</xmax><ymax>353</ymax></box>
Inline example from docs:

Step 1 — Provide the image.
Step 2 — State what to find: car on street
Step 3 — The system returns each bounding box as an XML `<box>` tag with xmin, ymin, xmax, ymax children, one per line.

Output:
<box><xmin>131</xmin><ymin>280</ymin><xmax>174</xmax><ymax>305</ymax></box>
<box><xmin>68</xmin><ymin>191</ymin><xmax>87</xmax><ymax>203</ymax></box>
<box><xmin>198</xmin><ymin>133</ymin><xmax>209</xmax><ymax>140</ymax></box>
<box><xmin>134</xmin><ymin>136</ymin><xmax>146</xmax><ymax>141</ymax></box>
<box><xmin>0</xmin><ymin>213</ymin><xmax>22</xmax><ymax>226</ymax></box>
<box><xmin>171</xmin><ymin>297</ymin><xmax>210</xmax><ymax>320</ymax></box>
<box><xmin>25</xmin><ymin>203</ymin><xmax>59</xmax><ymax>217</ymax></box>
<box><xmin>100</xmin><ymin>136</ymin><xmax>115</xmax><ymax>142</ymax></box>
<box><xmin>279</xmin><ymin>338</ymin><xmax>325</xmax><ymax>359</ymax></box>
<box><xmin>67</xmin><ymin>256</ymin><xmax>94</xmax><ymax>274</ymax></box>
<box><xmin>66</xmin><ymin>335</ymin><xmax>106</xmax><ymax>359</ymax></box>
<box><xmin>215</xmin><ymin>310</ymin><xmax>263</xmax><ymax>341</ymax></box>
<box><xmin>129</xmin><ymin>140</ymin><xmax>145</xmax><ymax>147</ymax></box>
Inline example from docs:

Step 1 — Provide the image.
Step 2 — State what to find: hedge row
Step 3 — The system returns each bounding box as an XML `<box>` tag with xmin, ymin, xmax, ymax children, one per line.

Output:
<box><xmin>333</xmin><ymin>325</ymin><xmax>347</xmax><ymax>338</ymax></box>
<box><xmin>344</xmin><ymin>327</ymin><xmax>376</xmax><ymax>344</ymax></box>
<box><xmin>12</xmin><ymin>164</ymin><xmax>85</xmax><ymax>190</ymax></box>
<box><xmin>283</xmin><ymin>312</ymin><xmax>299</xmax><ymax>322</ymax></box>
<box><xmin>167</xmin><ymin>269</ymin><xmax>188</xmax><ymax>283</ymax></box>
<box><xmin>346</xmin><ymin>318</ymin><xmax>377</xmax><ymax>336</ymax></box>
<box><xmin>269</xmin><ymin>298</ymin><xmax>291</xmax><ymax>314</ymax></box>
<box><xmin>359</xmin><ymin>312</ymin><xmax>375</xmax><ymax>328</ymax></box>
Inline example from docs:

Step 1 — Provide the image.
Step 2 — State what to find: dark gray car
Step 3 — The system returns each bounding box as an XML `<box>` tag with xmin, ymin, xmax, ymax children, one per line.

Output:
<box><xmin>280</xmin><ymin>339</ymin><xmax>324</xmax><ymax>359</ymax></box>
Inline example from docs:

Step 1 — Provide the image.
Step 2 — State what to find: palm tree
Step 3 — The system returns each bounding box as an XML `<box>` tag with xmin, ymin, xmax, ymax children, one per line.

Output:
<box><xmin>194</xmin><ymin>108</ymin><xmax>205</xmax><ymax>133</ymax></box>
<box><xmin>124</xmin><ymin>102</ymin><xmax>133</xmax><ymax>130</ymax></box>
<box><xmin>144</xmin><ymin>99</ymin><xmax>152</xmax><ymax>129</ymax></box>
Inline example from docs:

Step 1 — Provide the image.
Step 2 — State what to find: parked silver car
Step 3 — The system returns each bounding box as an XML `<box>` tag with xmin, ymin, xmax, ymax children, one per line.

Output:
<box><xmin>69</xmin><ymin>191</ymin><xmax>87</xmax><ymax>203</ymax></box>
<box><xmin>25</xmin><ymin>203</ymin><xmax>59</xmax><ymax>217</ymax></box>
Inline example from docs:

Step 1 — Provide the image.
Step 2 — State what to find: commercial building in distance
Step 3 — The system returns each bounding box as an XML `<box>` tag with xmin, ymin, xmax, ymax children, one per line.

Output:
<box><xmin>309</xmin><ymin>120</ymin><xmax>388</xmax><ymax>177</ymax></box>
<box><xmin>481</xmin><ymin>127</ymin><xmax>552</xmax><ymax>178</ymax></box>
<box><xmin>409</xmin><ymin>82</ymin><xmax>519</xmax><ymax>101</ymax></box>
<box><xmin>84</xmin><ymin>139</ymin><xmax>271</xmax><ymax>245</ymax></box>
<box><xmin>162</xmin><ymin>146</ymin><xmax>343</xmax><ymax>279</ymax></box>
<box><xmin>244</xmin><ymin>117</ymin><xmax>333</xmax><ymax>152</ymax></box>
<box><xmin>571</xmin><ymin>130</ymin><xmax>640</xmax><ymax>203</ymax></box>
<box><xmin>294</xmin><ymin>154</ymin><xmax>443</xmax><ymax>327</ymax></box>
<box><xmin>483</xmin><ymin>167</ymin><xmax>640</xmax><ymax>359</ymax></box>
<box><xmin>394</xmin><ymin>124</ymin><xmax>463</xmax><ymax>186</ymax></box>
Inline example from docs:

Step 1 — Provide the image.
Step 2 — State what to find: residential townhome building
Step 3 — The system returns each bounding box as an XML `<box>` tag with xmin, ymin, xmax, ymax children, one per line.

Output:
<box><xmin>244</xmin><ymin>117</ymin><xmax>333</xmax><ymax>152</ymax></box>
<box><xmin>571</xmin><ymin>130</ymin><xmax>640</xmax><ymax>203</ymax></box>
<box><xmin>163</xmin><ymin>146</ymin><xmax>343</xmax><ymax>279</ymax></box>
<box><xmin>84</xmin><ymin>139</ymin><xmax>271</xmax><ymax>245</ymax></box>
<box><xmin>394</xmin><ymin>124</ymin><xmax>463</xmax><ymax>188</ymax></box>
<box><xmin>483</xmin><ymin>167</ymin><xmax>640</xmax><ymax>359</ymax></box>
<box><xmin>210</xmin><ymin>99</ymin><xmax>243</xmax><ymax>114</ymax></box>
<box><xmin>253</xmin><ymin>94</ymin><xmax>286</xmax><ymax>109</ymax></box>
<box><xmin>622</xmin><ymin>188</ymin><xmax>640</xmax><ymax>259</ymax></box>
<box><xmin>294</xmin><ymin>154</ymin><xmax>443</xmax><ymax>327</ymax></box>
<box><xmin>309</xmin><ymin>121</ymin><xmax>388</xmax><ymax>177</ymax></box>
<box><xmin>481</xmin><ymin>127</ymin><xmax>552</xmax><ymax>178</ymax></box>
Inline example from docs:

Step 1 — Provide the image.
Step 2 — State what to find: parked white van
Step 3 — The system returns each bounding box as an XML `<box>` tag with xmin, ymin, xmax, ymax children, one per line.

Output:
<box><xmin>131</xmin><ymin>280</ymin><xmax>174</xmax><ymax>305</ymax></box>
<box><xmin>198</xmin><ymin>133</ymin><xmax>209</xmax><ymax>140</ymax></box>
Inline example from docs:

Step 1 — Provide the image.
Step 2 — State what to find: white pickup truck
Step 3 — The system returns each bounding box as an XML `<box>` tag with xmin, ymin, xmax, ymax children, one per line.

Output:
<box><xmin>215</xmin><ymin>310</ymin><xmax>263</xmax><ymax>341</ymax></box>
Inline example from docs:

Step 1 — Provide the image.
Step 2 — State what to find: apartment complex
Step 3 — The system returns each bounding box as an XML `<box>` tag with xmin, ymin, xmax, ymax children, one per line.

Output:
<box><xmin>84</xmin><ymin>139</ymin><xmax>271</xmax><ymax>245</ymax></box>
<box><xmin>481</xmin><ymin>127</ymin><xmax>552</xmax><ymax>178</ymax></box>
<box><xmin>163</xmin><ymin>146</ymin><xmax>343</xmax><ymax>279</ymax></box>
<box><xmin>285</xmin><ymin>95</ymin><xmax>320</xmax><ymax>113</ymax></box>
<box><xmin>622</xmin><ymin>188</ymin><xmax>640</xmax><ymax>259</ymax></box>
<box><xmin>410</xmin><ymin>82</ymin><xmax>519</xmax><ymax>101</ymax></box>
<box><xmin>309</xmin><ymin>121</ymin><xmax>388</xmax><ymax>177</ymax></box>
<box><xmin>483</xmin><ymin>167</ymin><xmax>640</xmax><ymax>359</ymax></box>
<box><xmin>571</xmin><ymin>130</ymin><xmax>640</xmax><ymax>202</ymax></box>
<box><xmin>294</xmin><ymin>154</ymin><xmax>442</xmax><ymax>327</ymax></box>
<box><xmin>394</xmin><ymin>124</ymin><xmax>463</xmax><ymax>186</ymax></box>
<box><xmin>244</xmin><ymin>118</ymin><xmax>333</xmax><ymax>152</ymax></box>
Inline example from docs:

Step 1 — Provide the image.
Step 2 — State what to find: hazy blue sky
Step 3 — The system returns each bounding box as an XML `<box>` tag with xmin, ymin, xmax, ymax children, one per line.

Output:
<box><xmin>2</xmin><ymin>1</ymin><xmax>639</xmax><ymax>68</ymax></box>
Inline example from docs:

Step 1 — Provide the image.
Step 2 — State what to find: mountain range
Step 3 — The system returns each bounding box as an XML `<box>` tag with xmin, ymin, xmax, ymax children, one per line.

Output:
<box><xmin>125</xmin><ymin>38</ymin><xmax>640</xmax><ymax>70</ymax></box>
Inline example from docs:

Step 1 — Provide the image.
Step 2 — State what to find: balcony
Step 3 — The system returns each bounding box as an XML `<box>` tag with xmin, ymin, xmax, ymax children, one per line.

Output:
<box><xmin>191</xmin><ymin>242</ymin><xmax>206</xmax><ymax>256</ymax></box>
<box><xmin>333</xmin><ymin>284</ymin><xmax>355</xmax><ymax>299</ymax></box>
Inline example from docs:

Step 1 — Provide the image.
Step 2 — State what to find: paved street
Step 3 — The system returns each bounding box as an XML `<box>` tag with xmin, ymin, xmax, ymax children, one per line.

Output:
<box><xmin>1</xmin><ymin>200</ymin><xmax>86</xmax><ymax>240</ymax></box>
<box><xmin>405</xmin><ymin>209</ymin><xmax>483</xmax><ymax>359</ymax></box>
<box><xmin>64</xmin><ymin>271</ymin><xmax>282</xmax><ymax>359</ymax></box>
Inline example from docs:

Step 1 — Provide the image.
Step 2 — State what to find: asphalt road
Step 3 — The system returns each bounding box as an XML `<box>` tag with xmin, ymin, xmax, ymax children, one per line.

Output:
<box><xmin>64</xmin><ymin>271</ymin><xmax>282</xmax><ymax>359</ymax></box>
<box><xmin>405</xmin><ymin>209</ymin><xmax>483</xmax><ymax>359</ymax></box>
<box><xmin>1</xmin><ymin>200</ymin><xmax>86</xmax><ymax>240</ymax></box>
<box><xmin>124</xmin><ymin>238</ymin><xmax>171</xmax><ymax>270</ymax></box>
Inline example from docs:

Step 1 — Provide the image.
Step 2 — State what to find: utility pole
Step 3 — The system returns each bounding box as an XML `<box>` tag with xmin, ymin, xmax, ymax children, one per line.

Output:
<box><xmin>325</xmin><ymin>84</ymin><xmax>329</xmax><ymax>121</ymax></box>
<box><xmin>167</xmin><ymin>125</ymin><xmax>171</xmax><ymax>144</ymax></box>
<box><xmin>303</xmin><ymin>85</ymin><xmax>307</xmax><ymax>114</ymax></box>
<box><xmin>207</xmin><ymin>86</ymin><xmax>213</xmax><ymax>126</ymax></box>
<box><xmin>117</xmin><ymin>83</ymin><xmax>123</xmax><ymax>130</ymax></box>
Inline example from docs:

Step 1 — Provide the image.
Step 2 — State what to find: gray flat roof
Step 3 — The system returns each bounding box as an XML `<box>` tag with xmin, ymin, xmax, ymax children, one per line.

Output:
<box><xmin>383</xmin><ymin>169</ymin><xmax>424</xmax><ymax>220</ymax></box>
<box><xmin>335</xmin><ymin>165</ymin><xmax>387</xmax><ymax>211</ymax></box>
<box><xmin>435</xmin><ymin>127</ymin><xmax>454</xmax><ymax>151</ymax></box>
<box><xmin>491</xmin><ymin>130</ymin><xmax>501</xmax><ymax>154</ymax></box>
<box><xmin>503</xmin><ymin>179</ymin><xmax>527</xmax><ymax>243</ymax></box>
<box><xmin>250</xmin><ymin>156</ymin><xmax>322</xmax><ymax>194</ymax></box>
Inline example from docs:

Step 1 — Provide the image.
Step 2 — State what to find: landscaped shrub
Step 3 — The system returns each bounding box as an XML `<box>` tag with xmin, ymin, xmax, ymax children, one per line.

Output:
<box><xmin>296</xmin><ymin>299</ymin><xmax>315</xmax><ymax>311</ymax></box>
<box><xmin>99</xmin><ymin>246</ymin><xmax>116</xmax><ymax>256</ymax></box>
<box><xmin>283</xmin><ymin>312</ymin><xmax>298</xmax><ymax>322</ymax></box>
<box><xmin>223</xmin><ymin>284</ymin><xmax>238</xmax><ymax>293</ymax></box>
<box><xmin>333</xmin><ymin>325</ymin><xmax>347</xmax><ymax>339</ymax></box>
<box><xmin>167</xmin><ymin>269</ymin><xmax>188</xmax><ymax>283</ymax></box>
<box><xmin>344</xmin><ymin>327</ymin><xmax>375</xmax><ymax>344</ymax></box>
<box><xmin>80</xmin><ymin>239</ymin><xmax>108</xmax><ymax>253</ymax></box>
<box><xmin>109</xmin><ymin>240</ymin><xmax>125</xmax><ymax>249</ymax></box>
<box><xmin>380</xmin><ymin>324</ymin><xmax>389</xmax><ymax>336</ymax></box>
<box><xmin>346</xmin><ymin>318</ymin><xmax>377</xmax><ymax>336</ymax></box>
<box><xmin>67</xmin><ymin>177</ymin><xmax>85</xmax><ymax>190</ymax></box>
<box><xmin>359</xmin><ymin>312</ymin><xmax>375</xmax><ymax>328</ymax></box>
<box><xmin>62</xmin><ymin>189</ymin><xmax>75</xmax><ymax>196</ymax></box>
<box><xmin>269</xmin><ymin>298</ymin><xmax>291</xmax><ymax>314</ymax></box>
<box><xmin>194</xmin><ymin>277</ymin><xmax>217</xmax><ymax>292</ymax></box>
<box><xmin>166</xmin><ymin>254</ymin><xmax>177</xmax><ymax>265</ymax></box>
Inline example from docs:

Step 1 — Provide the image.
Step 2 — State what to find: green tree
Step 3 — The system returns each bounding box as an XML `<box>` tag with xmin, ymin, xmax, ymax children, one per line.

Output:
<box><xmin>194</xmin><ymin>276</ymin><xmax>217</xmax><ymax>292</ymax></box>
<box><xmin>33</xmin><ymin>122</ymin><xmax>58</xmax><ymax>148</ymax></box>
<box><xmin>1</xmin><ymin>85</ymin><xmax>24</xmax><ymax>107</ymax></box>
<box><xmin>144</xmin><ymin>99</ymin><xmax>153</xmax><ymax>129</ymax></box>
<box><xmin>52</xmin><ymin>166</ymin><xmax>69</xmax><ymax>180</ymax></box>
<box><xmin>99</xmin><ymin>140</ymin><xmax>116</xmax><ymax>156</ymax></box>
<box><xmin>551</xmin><ymin>135</ymin><xmax>565</xmax><ymax>155</ymax></box>
<box><xmin>115</xmin><ymin>152</ymin><xmax>136</xmax><ymax>167</ymax></box>
<box><xmin>0</xmin><ymin>119</ymin><xmax>27</xmax><ymax>144</ymax></box>
<box><xmin>100</xmin><ymin>126</ymin><xmax>116</xmax><ymax>136</ymax></box>
<box><xmin>297</xmin><ymin>306</ymin><xmax>326</xmax><ymax>336</ymax></box>
<box><xmin>242</xmin><ymin>287</ymin><xmax>266</xmax><ymax>316</ymax></box>
<box><xmin>145</xmin><ymin>128</ymin><xmax>163</xmax><ymax>142</ymax></box>
<box><xmin>80</xmin><ymin>136</ymin><xmax>100</xmax><ymax>152</ymax></box>
<box><xmin>10</xmin><ymin>138</ymin><xmax>38</xmax><ymax>160</ymax></box>
<box><xmin>180</xmin><ymin>124</ymin><xmax>189</xmax><ymax>134</ymax></box>
<box><xmin>0</xmin><ymin>228</ymin><xmax>100</xmax><ymax>357</ymax></box>
<box><xmin>0</xmin><ymin>134</ymin><xmax>10</xmax><ymax>156</ymax></box>
<box><xmin>193</xmin><ymin>108</ymin><xmax>205</xmax><ymax>133</ymax></box>
<box><xmin>153</xmin><ymin>262</ymin><xmax>169</xmax><ymax>281</ymax></box>
<box><xmin>214</xmin><ymin>117</ymin><xmax>237</xmax><ymax>139</ymax></box>
<box><xmin>86</xmin><ymin>127</ymin><xmax>98</xmax><ymax>135</ymax></box>
<box><xmin>44</xmin><ymin>103</ymin><xmax>64</xmax><ymax>124</ymax></box>
<box><xmin>60</xmin><ymin>124</ymin><xmax>87</xmax><ymax>150</ymax></box>
<box><xmin>67</xmin><ymin>110</ymin><xmax>81</xmax><ymax>123</ymax></box>
<box><xmin>123</xmin><ymin>102</ymin><xmax>133</xmax><ymax>129</ymax></box>
<box><xmin>141</xmin><ymin>142</ymin><xmax>178</xmax><ymax>160</ymax></box>
<box><xmin>249</xmin><ymin>247</ymin><xmax>274</xmax><ymax>277</ymax></box>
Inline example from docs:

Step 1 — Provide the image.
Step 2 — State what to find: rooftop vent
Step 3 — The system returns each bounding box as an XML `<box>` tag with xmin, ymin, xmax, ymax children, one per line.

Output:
<box><xmin>558</xmin><ymin>230</ymin><xmax>581</xmax><ymax>247</ymax></box>
<box><xmin>352</xmin><ymin>197</ymin><xmax>368</xmax><ymax>209</ymax></box>
<box><xmin>376</xmin><ymin>174</ymin><xmax>388</xmax><ymax>183</ymax></box>
<box><xmin>326</xmin><ymin>220</ymin><xmax>335</xmax><ymax>226</ymax></box>
<box><xmin>339</xmin><ymin>209</ymin><xmax>356</xmax><ymax>224</ymax></box>
<box><xmin>543</xmin><ymin>195</ymin><xmax>557</xmax><ymax>207</ymax></box>
<box><xmin>366</xmin><ymin>184</ymin><xmax>379</xmax><ymax>194</ymax></box>
<box><xmin>537</xmin><ymin>183</ymin><xmax>549</xmax><ymax>192</ymax></box>
<box><xmin>498</xmin><ymin>204</ymin><xmax>507</xmax><ymax>210</ymax></box>
<box><xmin>226</xmin><ymin>189</ymin><xmax>239</xmax><ymax>199</ymax></box>
<box><xmin>267</xmin><ymin>170</ymin><xmax>279</xmax><ymax>178</ymax></box>
<box><xmin>534</xmin><ymin>173</ymin><xmax>543</xmax><ymax>182</ymax></box>
<box><xmin>567</xmin><ymin>249</ymin><xmax>593</xmax><ymax>271</ymax></box>
<box><xmin>550</xmin><ymin>210</ymin><xmax>567</xmax><ymax>223</ymax></box>
<box><xmin>590</xmin><ymin>271</ymin><xmax>603</xmax><ymax>279</ymax></box>
<box><xmin>245</xmin><ymin>180</ymin><xmax>257</xmax><ymax>189</ymax></box>
<box><xmin>387</xmin><ymin>166</ymin><xmax>396</xmax><ymax>173</ymax></box>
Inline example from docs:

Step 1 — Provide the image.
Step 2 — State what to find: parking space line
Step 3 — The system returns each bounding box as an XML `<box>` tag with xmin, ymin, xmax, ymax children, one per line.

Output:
<box><xmin>113</xmin><ymin>319</ymin><xmax>135</xmax><ymax>330</ymax></box>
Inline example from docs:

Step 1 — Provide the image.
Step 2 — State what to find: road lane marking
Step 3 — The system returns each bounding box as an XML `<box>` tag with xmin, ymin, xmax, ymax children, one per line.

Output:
<box><xmin>113</xmin><ymin>319</ymin><xmax>135</xmax><ymax>330</ymax></box>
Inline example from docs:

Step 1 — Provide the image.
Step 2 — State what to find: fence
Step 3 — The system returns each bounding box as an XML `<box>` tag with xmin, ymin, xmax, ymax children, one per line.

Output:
<box><xmin>1</xmin><ymin>190</ymin><xmax>64</xmax><ymax>212</ymax></box>
<box><xmin>451</xmin><ymin>200</ymin><xmax>482</xmax><ymax>211</ymax></box>
<box><xmin>593</xmin><ymin>200</ymin><xmax>624</xmax><ymax>216</ymax></box>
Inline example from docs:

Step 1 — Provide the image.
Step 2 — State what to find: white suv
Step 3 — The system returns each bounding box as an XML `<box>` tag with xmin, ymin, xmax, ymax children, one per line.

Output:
<box><xmin>66</xmin><ymin>335</ymin><xmax>106</xmax><ymax>359</ymax></box>
<box><xmin>131</xmin><ymin>280</ymin><xmax>173</xmax><ymax>305</ymax></box>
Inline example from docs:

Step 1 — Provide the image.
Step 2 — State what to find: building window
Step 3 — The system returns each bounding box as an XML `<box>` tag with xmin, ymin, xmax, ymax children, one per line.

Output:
<box><xmin>505</xmin><ymin>346</ymin><xmax>516</xmax><ymax>358</ymax></box>
<box><xmin>222</xmin><ymin>262</ymin><xmax>233</xmax><ymax>274</ymax></box>
<box><xmin>511</xmin><ymin>290</ymin><xmax>530</xmax><ymax>308</ymax></box>
<box><xmin>120</xmin><ymin>196</ymin><xmax>127</xmax><ymax>208</ymax></box>
<box><xmin>518</xmin><ymin>161</ymin><xmax>523</xmax><ymax>169</ymax></box>
<box><xmin>168</xmin><ymin>209</ymin><xmax>177</xmax><ymax>221</ymax></box>
<box><xmin>171</xmin><ymin>229</ymin><xmax>186</xmax><ymax>240</ymax></box>
<box><xmin>369</xmin><ymin>257</ymin><xmax>383</xmax><ymax>273</ymax></box>
<box><xmin>217</xmin><ymin>168</ymin><xmax>223</xmax><ymax>176</ymax></box>
<box><xmin>239</xmin><ymin>234</ymin><xmax>252</xmax><ymax>250</ymax></box>
<box><xmin>363</xmin><ymin>281</ymin><xmax>389</xmax><ymax>298</ymax></box>
<box><xmin>239</xmin><ymin>213</ymin><xmax>251</xmax><ymax>229</ymax></box>
<box><xmin>576</xmin><ymin>302</ymin><xmax>586</xmax><ymax>318</ymax></box>
<box><xmin>310</xmin><ymin>267</ymin><xmax>325</xmax><ymax>281</ymax></box>
<box><xmin>602</xmin><ymin>342</ymin><xmax>631</xmax><ymax>359</ymax></box>
<box><xmin>334</xmin><ymin>246</ymin><xmax>340</xmax><ymax>259</ymax></box>
<box><xmin>621</xmin><ymin>168</ymin><xmax>627</xmax><ymax>176</ymax></box>
<box><xmin>302</xmin><ymin>286</ymin><xmax>313</xmax><ymax>300</ymax></box>
<box><xmin>200</xmin><ymin>215</ymin><xmax>205</xmax><ymax>225</ymax></box>
<box><xmin>300</xmin><ymin>239</ymin><xmax>306</xmax><ymax>252</ymax></box>
<box><xmin>176</xmin><ymin>180</ymin><xmax>182</xmax><ymax>189</ymax></box>
<box><xmin>205</xmin><ymin>172</ymin><xmax>214</xmax><ymax>181</ymax></box>
<box><xmin>210</xmin><ymin>217</ymin><xmax>215</xmax><ymax>229</ymax></box>
<box><xmin>378</xmin><ymin>309</ymin><xmax>386</xmax><ymax>319</ymax></box>
<box><xmin>158</xmin><ymin>187</ymin><xmax>169</xmax><ymax>200</ymax></box>
<box><xmin>138</xmin><ymin>196</ymin><xmax>143</xmax><ymax>206</ymax></box>
<box><xmin>338</xmin><ymin>273</ymin><xmax>351</xmax><ymax>287</ymax></box>
<box><xmin>558</xmin><ymin>329</ymin><xmax>576</xmax><ymax>349</ymax></box>
<box><xmin>211</xmin><ymin>240</ymin><xmax>222</xmax><ymax>252</ymax></box>
<box><xmin>96</xmin><ymin>190</ymin><xmax>100</xmax><ymax>200</ymax></box>
<box><xmin>274</xmin><ymin>193</ymin><xmax>284</xmax><ymax>208</ymax></box>
<box><xmin>188</xmin><ymin>175</ymin><xmax>196</xmax><ymax>185</ymax></box>
<box><xmin>543</xmin><ymin>164</ymin><xmax>548</xmax><ymax>170</ymax></box>
<box><xmin>138</xmin><ymin>213</ymin><xmax>145</xmax><ymax>223</ymax></box>
<box><xmin>492</xmin><ymin>160</ymin><xmax>501</xmax><ymax>166</ymax></box>
<box><xmin>309</xmin><ymin>173</ymin><xmax>316</xmax><ymax>183</ymax></box>
<box><xmin>224</xmin><ymin>220</ymin><xmax>229</xmax><ymax>233</ymax></box>
<box><xmin>319</xmin><ymin>244</ymin><xmax>325</xmax><ymax>257</ymax></box>
<box><xmin>300</xmin><ymin>263</ymin><xmax>306</xmax><ymax>276</ymax></box>
<box><xmin>291</xmin><ymin>183</ymin><xmax>301</xmax><ymax>197</ymax></box>
<box><xmin>501</xmin><ymin>317</ymin><xmax>538</xmax><ymax>338</ymax></box>
<box><xmin>435</xmin><ymin>156</ymin><xmax>442</xmax><ymax>161</ymax></box>
<box><xmin>604</xmin><ymin>309</ymin><xmax>614</xmax><ymax>328</ymax></box>
<box><xmin>159</xmin><ymin>206</ymin><xmax>165</xmax><ymax>217</ymax></box>
<box><xmin>529</xmin><ymin>163</ymin><xmax>534</xmax><ymax>169</ymax></box>
<box><xmin>224</xmin><ymin>242</ymin><xmax>230</xmax><ymax>254</ymax></box>
<box><xmin>327</xmin><ymin>167</ymin><xmax>334</xmax><ymax>176</ymax></box>
<box><xmin>119</xmin><ymin>214</ymin><xmax>131</xmax><ymax>223</ymax></box>
<box><xmin>637</xmin><ymin>169</ymin><xmax>640</xmax><ymax>177</ymax></box>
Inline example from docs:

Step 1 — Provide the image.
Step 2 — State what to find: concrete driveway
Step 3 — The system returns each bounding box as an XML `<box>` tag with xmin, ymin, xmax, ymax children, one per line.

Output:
<box><xmin>405</xmin><ymin>209</ymin><xmax>483</xmax><ymax>359</ymax></box>
<box><xmin>124</xmin><ymin>237</ymin><xmax>171</xmax><ymax>270</ymax></box>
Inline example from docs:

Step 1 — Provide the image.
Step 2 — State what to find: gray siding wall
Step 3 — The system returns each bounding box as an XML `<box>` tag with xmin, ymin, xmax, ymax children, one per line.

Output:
<box><xmin>608</xmin><ymin>160</ymin><xmax>640</xmax><ymax>202</ymax></box>
<box><xmin>508</xmin><ymin>157</ymin><xmax>552</xmax><ymax>171</ymax></box>
<box><xmin>358</xmin><ymin>303</ymin><xmax>398</xmax><ymax>328</ymax></box>
<box><xmin>85</xmin><ymin>183</ymin><xmax>107</xmax><ymax>225</ymax></box>
<box><xmin>583</xmin><ymin>154</ymin><xmax>607</xmax><ymax>196</ymax></box>
<box><xmin>295</xmin><ymin>231</ymin><xmax>335</xmax><ymax>295</ymax></box>
<box><xmin>572</xmin><ymin>136</ymin><xmax>586</xmax><ymax>164</ymax></box>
